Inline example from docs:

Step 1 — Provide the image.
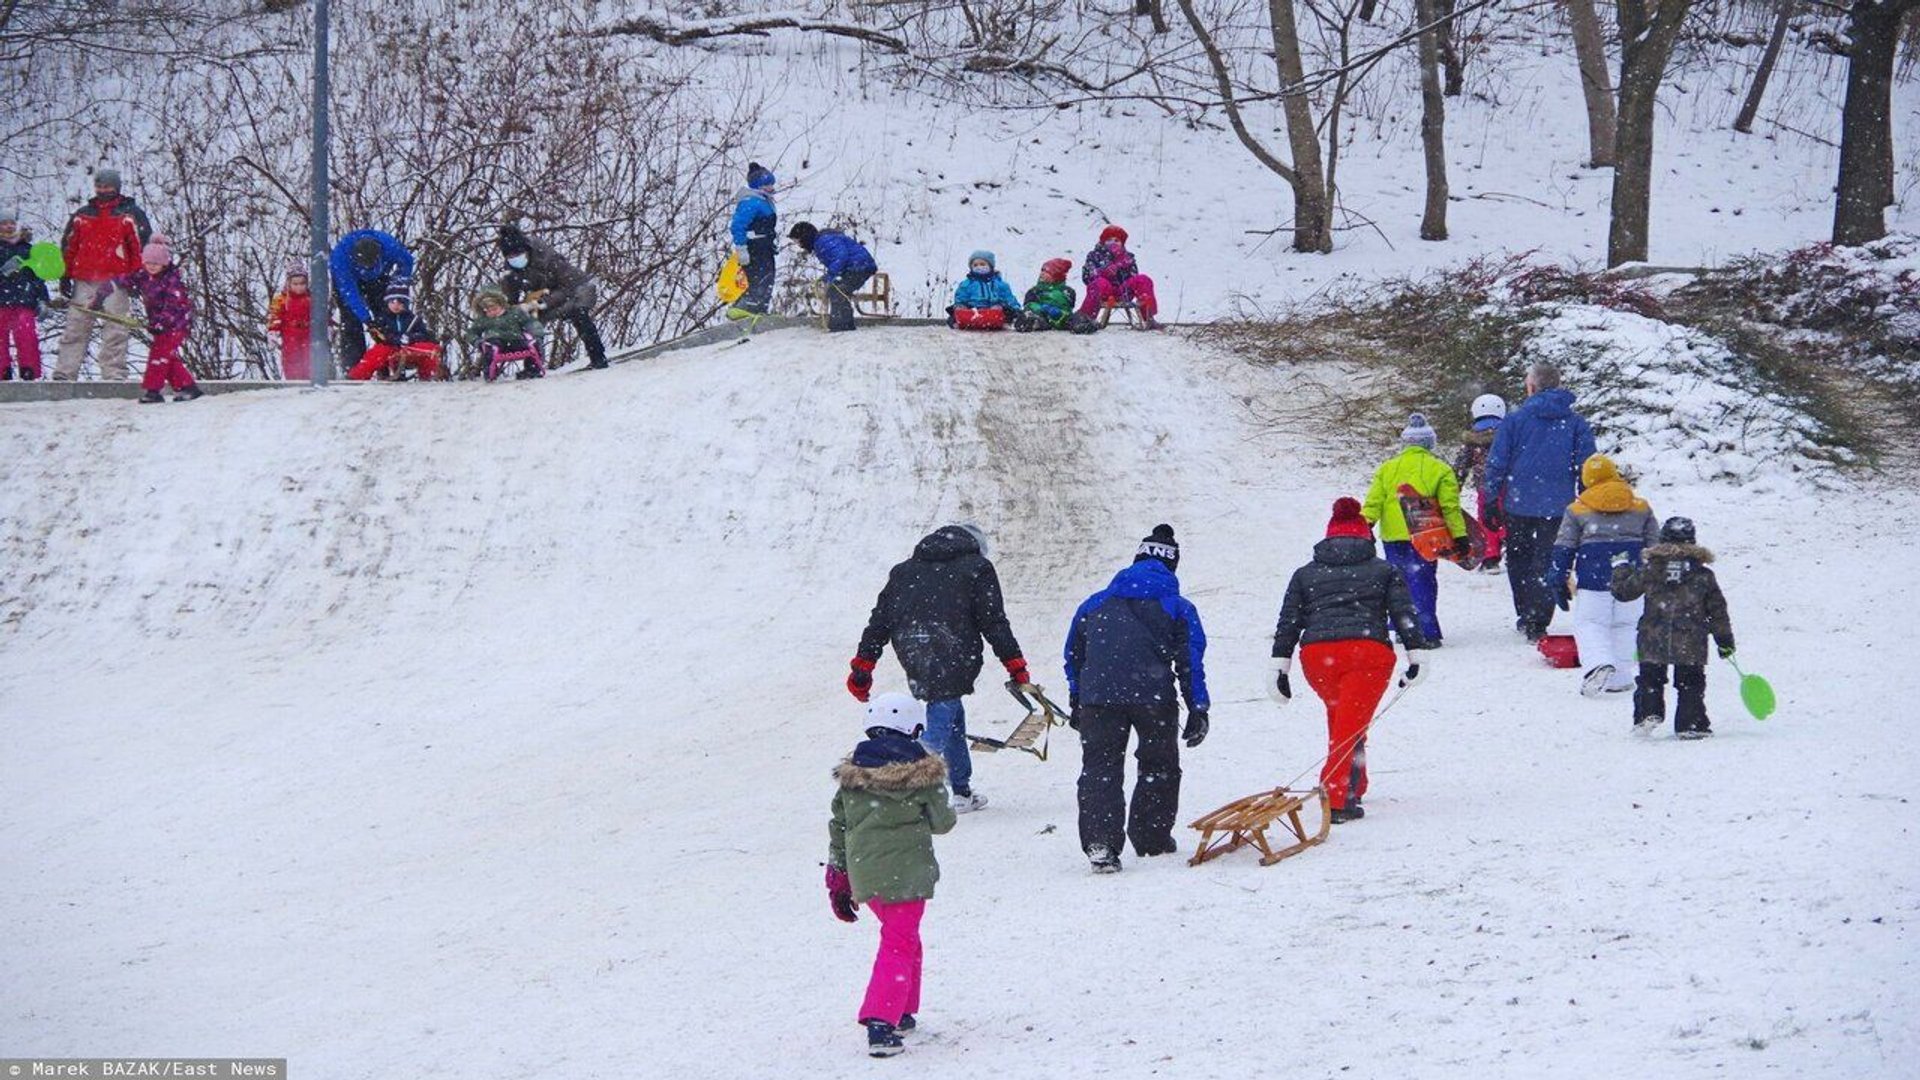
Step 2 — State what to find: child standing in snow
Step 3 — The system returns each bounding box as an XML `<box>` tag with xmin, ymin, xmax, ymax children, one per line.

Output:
<box><xmin>347</xmin><ymin>285</ymin><xmax>441</xmax><ymax>381</ymax></box>
<box><xmin>266</xmin><ymin>268</ymin><xmax>314</xmax><ymax>381</ymax></box>
<box><xmin>946</xmin><ymin>250</ymin><xmax>1021</xmax><ymax>329</ymax></box>
<box><xmin>90</xmin><ymin>234</ymin><xmax>201</xmax><ymax>403</ymax></box>
<box><xmin>0</xmin><ymin>209</ymin><xmax>48</xmax><ymax>380</ymax></box>
<box><xmin>1609</xmin><ymin>516</ymin><xmax>1736</xmax><ymax>739</ymax></box>
<box><xmin>1451</xmin><ymin>393</ymin><xmax>1506</xmax><ymax>569</ymax></box>
<box><xmin>826</xmin><ymin>692</ymin><xmax>957</xmax><ymax>1058</ymax></box>
<box><xmin>1016</xmin><ymin>258</ymin><xmax>1098</xmax><ymax>334</ymax></box>
<box><xmin>1075</xmin><ymin>224</ymin><xmax>1160</xmax><ymax>329</ymax></box>
<box><xmin>1361</xmin><ymin>413</ymin><xmax>1467</xmax><ymax>644</ymax></box>
<box><xmin>1550</xmin><ymin>454</ymin><xmax>1660</xmax><ymax>698</ymax></box>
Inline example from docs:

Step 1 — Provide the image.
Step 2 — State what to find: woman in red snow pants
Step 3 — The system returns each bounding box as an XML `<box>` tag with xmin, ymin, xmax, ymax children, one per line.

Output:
<box><xmin>1267</xmin><ymin>497</ymin><xmax>1433</xmax><ymax>823</ymax></box>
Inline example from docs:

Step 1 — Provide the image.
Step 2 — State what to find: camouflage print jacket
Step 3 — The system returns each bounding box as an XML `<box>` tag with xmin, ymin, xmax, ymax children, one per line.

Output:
<box><xmin>1610</xmin><ymin>542</ymin><xmax>1734</xmax><ymax>667</ymax></box>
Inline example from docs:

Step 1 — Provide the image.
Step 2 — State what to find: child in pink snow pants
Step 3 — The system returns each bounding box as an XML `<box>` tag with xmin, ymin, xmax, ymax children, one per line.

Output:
<box><xmin>825</xmin><ymin>692</ymin><xmax>957</xmax><ymax>1058</ymax></box>
<box><xmin>92</xmin><ymin>234</ymin><xmax>201</xmax><ymax>403</ymax></box>
<box><xmin>1076</xmin><ymin>223</ymin><xmax>1161</xmax><ymax>329</ymax></box>
<box><xmin>0</xmin><ymin>210</ymin><xmax>48</xmax><ymax>379</ymax></box>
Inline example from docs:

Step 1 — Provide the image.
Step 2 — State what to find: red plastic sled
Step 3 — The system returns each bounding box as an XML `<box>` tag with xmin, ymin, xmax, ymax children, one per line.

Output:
<box><xmin>1537</xmin><ymin>634</ymin><xmax>1580</xmax><ymax>669</ymax></box>
<box><xmin>952</xmin><ymin>307</ymin><xmax>1007</xmax><ymax>331</ymax></box>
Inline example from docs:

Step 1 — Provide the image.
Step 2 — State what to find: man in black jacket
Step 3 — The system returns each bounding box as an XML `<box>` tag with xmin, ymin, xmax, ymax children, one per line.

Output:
<box><xmin>497</xmin><ymin>224</ymin><xmax>608</xmax><ymax>369</ymax></box>
<box><xmin>849</xmin><ymin>524</ymin><xmax>1030</xmax><ymax>813</ymax></box>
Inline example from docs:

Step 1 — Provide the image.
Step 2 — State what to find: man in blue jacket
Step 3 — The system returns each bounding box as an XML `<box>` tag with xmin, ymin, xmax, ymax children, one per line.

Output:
<box><xmin>1484</xmin><ymin>362</ymin><xmax>1597</xmax><ymax>641</ymax></box>
<box><xmin>788</xmin><ymin>221</ymin><xmax>877</xmax><ymax>332</ymax></box>
<box><xmin>329</xmin><ymin>229</ymin><xmax>415</xmax><ymax>371</ymax></box>
<box><xmin>727</xmin><ymin>162</ymin><xmax>778</xmax><ymax>318</ymax></box>
<box><xmin>1063</xmin><ymin>525</ymin><xmax>1210</xmax><ymax>874</ymax></box>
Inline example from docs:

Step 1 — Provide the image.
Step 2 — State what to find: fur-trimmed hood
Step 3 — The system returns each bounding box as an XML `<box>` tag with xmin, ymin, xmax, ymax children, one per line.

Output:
<box><xmin>833</xmin><ymin>753</ymin><xmax>948</xmax><ymax>792</ymax></box>
<box><xmin>1645</xmin><ymin>542</ymin><xmax>1713</xmax><ymax>563</ymax></box>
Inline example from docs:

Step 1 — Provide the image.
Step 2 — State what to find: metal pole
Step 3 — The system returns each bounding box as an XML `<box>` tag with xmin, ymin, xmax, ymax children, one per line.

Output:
<box><xmin>308</xmin><ymin>0</ymin><xmax>331</xmax><ymax>387</ymax></box>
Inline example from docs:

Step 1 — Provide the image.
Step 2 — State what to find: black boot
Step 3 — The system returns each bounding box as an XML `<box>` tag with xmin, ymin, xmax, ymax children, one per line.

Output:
<box><xmin>864</xmin><ymin>1019</ymin><xmax>903</xmax><ymax>1058</ymax></box>
<box><xmin>138</xmin><ymin>390</ymin><xmax>165</xmax><ymax>404</ymax></box>
<box><xmin>174</xmin><ymin>386</ymin><xmax>205</xmax><ymax>402</ymax></box>
<box><xmin>1331</xmin><ymin>804</ymin><xmax>1365</xmax><ymax>824</ymax></box>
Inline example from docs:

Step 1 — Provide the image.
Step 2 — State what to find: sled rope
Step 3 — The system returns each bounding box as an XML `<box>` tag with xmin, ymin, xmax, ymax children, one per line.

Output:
<box><xmin>1279</xmin><ymin>678</ymin><xmax>1413</xmax><ymax>792</ymax></box>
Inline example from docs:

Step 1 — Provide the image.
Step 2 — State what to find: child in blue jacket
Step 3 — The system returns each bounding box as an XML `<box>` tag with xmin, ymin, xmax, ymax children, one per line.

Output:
<box><xmin>789</xmin><ymin>221</ymin><xmax>877</xmax><ymax>333</ymax></box>
<box><xmin>946</xmin><ymin>251</ymin><xmax>1020</xmax><ymax>330</ymax></box>
<box><xmin>727</xmin><ymin>162</ymin><xmax>778</xmax><ymax>317</ymax></box>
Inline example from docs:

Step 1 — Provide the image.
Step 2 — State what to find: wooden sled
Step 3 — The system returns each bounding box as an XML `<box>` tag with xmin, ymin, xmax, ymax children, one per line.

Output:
<box><xmin>809</xmin><ymin>272</ymin><xmax>895</xmax><ymax>327</ymax></box>
<box><xmin>1188</xmin><ymin>786</ymin><xmax>1331</xmax><ymax>867</ymax></box>
<box><xmin>964</xmin><ymin>681</ymin><xmax>1071</xmax><ymax>761</ymax></box>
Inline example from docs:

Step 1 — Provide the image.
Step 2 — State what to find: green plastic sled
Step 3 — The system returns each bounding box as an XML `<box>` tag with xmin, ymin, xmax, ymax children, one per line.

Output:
<box><xmin>25</xmin><ymin>242</ymin><xmax>65</xmax><ymax>282</ymax></box>
<box><xmin>1726</xmin><ymin>656</ymin><xmax>1776</xmax><ymax>720</ymax></box>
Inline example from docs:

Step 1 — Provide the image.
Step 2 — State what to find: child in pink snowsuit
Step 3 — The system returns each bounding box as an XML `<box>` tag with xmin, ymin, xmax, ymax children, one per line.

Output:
<box><xmin>0</xmin><ymin>210</ymin><xmax>47</xmax><ymax>380</ymax></box>
<box><xmin>1076</xmin><ymin>224</ymin><xmax>1160</xmax><ymax>328</ymax></box>
<box><xmin>92</xmin><ymin>234</ymin><xmax>201</xmax><ymax>402</ymax></box>
<box><xmin>825</xmin><ymin>692</ymin><xmax>957</xmax><ymax>1058</ymax></box>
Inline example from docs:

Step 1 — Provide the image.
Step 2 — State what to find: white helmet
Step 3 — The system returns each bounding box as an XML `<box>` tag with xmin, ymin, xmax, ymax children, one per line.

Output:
<box><xmin>1470</xmin><ymin>393</ymin><xmax>1507</xmax><ymax>421</ymax></box>
<box><xmin>865</xmin><ymin>692</ymin><xmax>925</xmax><ymax>735</ymax></box>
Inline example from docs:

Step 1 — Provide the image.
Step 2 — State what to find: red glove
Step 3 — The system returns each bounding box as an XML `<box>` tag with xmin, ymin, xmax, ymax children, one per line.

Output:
<box><xmin>847</xmin><ymin>657</ymin><xmax>875</xmax><ymax>702</ymax></box>
<box><xmin>825</xmin><ymin>865</ymin><xmax>858</xmax><ymax>923</ymax></box>
<box><xmin>1003</xmin><ymin>656</ymin><xmax>1031</xmax><ymax>685</ymax></box>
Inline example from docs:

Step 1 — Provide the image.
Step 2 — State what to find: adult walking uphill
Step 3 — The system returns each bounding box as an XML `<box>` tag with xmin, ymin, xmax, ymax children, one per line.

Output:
<box><xmin>1549</xmin><ymin>454</ymin><xmax>1659</xmax><ymax>697</ymax></box>
<box><xmin>497</xmin><ymin>224</ymin><xmax>607</xmax><ymax>370</ymax></box>
<box><xmin>54</xmin><ymin>169</ymin><xmax>153</xmax><ymax>381</ymax></box>
<box><xmin>727</xmin><ymin>163</ymin><xmax>778</xmax><ymax>320</ymax></box>
<box><xmin>1269</xmin><ymin>499</ymin><xmax>1431</xmax><ymax>824</ymax></box>
<box><xmin>1362</xmin><ymin>412</ymin><xmax>1468</xmax><ymax>644</ymax></box>
<box><xmin>848</xmin><ymin>524</ymin><xmax>1031</xmax><ymax>813</ymax></box>
<box><xmin>329</xmin><ymin>229</ymin><xmax>415</xmax><ymax>373</ymax></box>
<box><xmin>1063</xmin><ymin>525</ymin><xmax>1210</xmax><ymax>873</ymax></box>
<box><xmin>1484</xmin><ymin>363</ymin><xmax>1597</xmax><ymax>642</ymax></box>
<box><xmin>790</xmin><ymin>222</ymin><xmax>876</xmax><ymax>333</ymax></box>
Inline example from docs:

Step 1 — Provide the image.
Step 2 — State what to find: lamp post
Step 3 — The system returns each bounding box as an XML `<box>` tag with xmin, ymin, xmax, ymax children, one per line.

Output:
<box><xmin>308</xmin><ymin>0</ymin><xmax>331</xmax><ymax>386</ymax></box>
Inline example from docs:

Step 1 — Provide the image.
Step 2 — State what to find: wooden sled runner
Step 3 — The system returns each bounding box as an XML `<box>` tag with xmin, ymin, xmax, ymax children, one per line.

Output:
<box><xmin>964</xmin><ymin>681</ymin><xmax>1071</xmax><ymax>761</ymax></box>
<box><xmin>1188</xmin><ymin>786</ymin><xmax>1331</xmax><ymax>867</ymax></box>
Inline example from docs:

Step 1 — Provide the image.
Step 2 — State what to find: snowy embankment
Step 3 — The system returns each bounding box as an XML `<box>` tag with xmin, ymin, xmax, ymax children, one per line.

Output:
<box><xmin>2</xmin><ymin>328</ymin><xmax>1915</xmax><ymax>1078</ymax></box>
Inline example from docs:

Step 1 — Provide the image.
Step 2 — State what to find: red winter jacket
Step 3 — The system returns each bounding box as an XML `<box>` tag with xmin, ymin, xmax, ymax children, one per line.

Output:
<box><xmin>63</xmin><ymin>194</ymin><xmax>153</xmax><ymax>282</ymax></box>
<box><xmin>268</xmin><ymin>290</ymin><xmax>313</xmax><ymax>339</ymax></box>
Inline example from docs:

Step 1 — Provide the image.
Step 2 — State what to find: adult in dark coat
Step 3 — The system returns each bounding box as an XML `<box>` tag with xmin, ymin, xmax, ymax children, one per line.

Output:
<box><xmin>1062</xmin><ymin>525</ymin><xmax>1210</xmax><ymax>872</ymax></box>
<box><xmin>497</xmin><ymin>224</ymin><xmax>607</xmax><ymax>369</ymax></box>
<box><xmin>1270</xmin><ymin>498</ymin><xmax>1431</xmax><ymax>822</ymax></box>
<box><xmin>850</xmin><ymin>524</ymin><xmax>1029</xmax><ymax>811</ymax></box>
<box><xmin>1484</xmin><ymin>361</ymin><xmax>1597</xmax><ymax>641</ymax></box>
<box><xmin>1609</xmin><ymin>516</ymin><xmax>1736</xmax><ymax>738</ymax></box>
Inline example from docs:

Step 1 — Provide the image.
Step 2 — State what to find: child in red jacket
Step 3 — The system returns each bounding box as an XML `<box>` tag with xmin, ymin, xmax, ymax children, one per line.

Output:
<box><xmin>267</xmin><ymin>268</ymin><xmax>315</xmax><ymax>380</ymax></box>
<box><xmin>91</xmin><ymin>234</ymin><xmax>201</xmax><ymax>403</ymax></box>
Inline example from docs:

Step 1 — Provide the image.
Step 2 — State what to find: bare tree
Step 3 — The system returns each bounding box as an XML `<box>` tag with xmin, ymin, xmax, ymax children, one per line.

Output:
<box><xmin>1832</xmin><ymin>0</ymin><xmax>1920</xmax><ymax>246</ymax></box>
<box><xmin>1607</xmin><ymin>0</ymin><xmax>1695</xmax><ymax>266</ymax></box>
<box><xmin>1565</xmin><ymin>0</ymin><xmax>1618</xmax><ymax>168</ymax></box>
<box><xmin>1416</xmin><ymin>0</ymin><xmax>1450</xmax><ymax>239</ymax></box>
<box><xmin>1134</xmin><ymin>0</ymin><xmax>1172</xmax><ymax>34</ymax></box>
<box><xmin>1732</xmin><ymin>0</ymin><xmax>1796</xmax><ymax>134</ymax></box>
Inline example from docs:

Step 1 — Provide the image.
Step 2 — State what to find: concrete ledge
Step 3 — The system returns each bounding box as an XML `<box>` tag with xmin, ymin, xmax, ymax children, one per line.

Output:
<box><xmin>604</xmin><ymin>316</ymin><xmax>948</xmax><ymax>366</ymax></box>
<box><xmin>0</xmin><ymin>379</ymin><xmax>360</xmax><ymax>404</ymax></box>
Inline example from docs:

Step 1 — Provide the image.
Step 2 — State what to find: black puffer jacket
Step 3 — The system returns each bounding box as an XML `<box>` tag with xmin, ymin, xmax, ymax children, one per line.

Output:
<box><xmin>857</xmin><ymin>527</ymin><xmax>1024</xmax><ymax>701</ymax></box>
<box><xmin>499</xmin><ymin>228</ymin><xmax>594</xmax><ymax>320</ymax></box>
<box><xmin>1609</xmin><ymin>542</ymin><xmax>1733</xmax><ymax>666</ymax></box>
<box><xmin>1271</xmin><ymin>536</ymin><xmax>1429</xmax><ymax>658</ymax></box>
<box><xmin>0</xmin><ymin>231</ymin><xmax>48</xmax><ymax>310</ymax></box>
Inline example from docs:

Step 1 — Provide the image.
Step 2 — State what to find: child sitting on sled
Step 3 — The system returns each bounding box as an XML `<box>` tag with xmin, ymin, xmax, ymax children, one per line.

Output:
<box><xmin>347</xmin><ymin>284</ymin><xmax>441</xmax><ymax>381</ymax></box>
<box><xmin>1076</xmin><ymin>224</ymin><xmax>1161</xmax><ymax>330</ymax></box>
<box><xmin>1015</xmin><ymin>258</ymin><xmax>1099</xmax><ymax>334</ymax></box>
<box><xmin>946</xmin><ymin>250</ymin><xmax>1021</xmax><ymax>330</ymax></box>
<box><xmin>825</xmin><ymin>692</ymin><xmax>956</xmax><ymax>1058</ymax></box>
<box><xmin>1608</xmin><ymin>516</ymin><xmax>1736</xmax><ymax>740</ymax></box>
<box><xmin>465</xmin><ymin>285</ymin><xmax>546</xmax><ymax>379</ymax></box>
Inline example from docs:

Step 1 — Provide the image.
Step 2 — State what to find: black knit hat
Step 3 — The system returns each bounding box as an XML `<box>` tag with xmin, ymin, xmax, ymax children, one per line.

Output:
<box><xmin>1133</xmin><ymin>524</ymin><xmax>1179</xmax><ymax>572</ymax></box>
<box><xmin>1659</xmin><ymin>516</ymin><xmax>1696</xmax><ymax>545</ymax></box>
<box><xmin>788</xmin><ymin>221</ymin><xmax>818</xmax><ymax>250</ymax></box>
<box><xmin>497</xmin><ymin>224</ymin><xmax>532</xmax><ymax>258</ymax></box>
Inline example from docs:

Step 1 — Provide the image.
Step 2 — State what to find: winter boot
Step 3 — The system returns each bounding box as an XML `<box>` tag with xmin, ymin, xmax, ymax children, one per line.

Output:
<box><xmin>1675</xmin><ymin>729</ymin><xmax>1712</xmax><ymax>741</ymax></box>
<box><xmin>1133</xmin><ymin>835</ymin><xmax>1178</xmax><ymax>857</ymax></box>
<box><xmin>950</xmin><ymin>790</ymin><xmax>988</xmax><ymax>814</ymax></box>
<box><xmin>138</xmin><ymin>390</ymin><xmax>165</xmax><ymax>404</ymax></box>
<box><xmin>1087</xmin><ymin>844</ymin><xmax>1122</xmax><ymax>874</ymax></box>
<box><xmin>174</xmin><ymin>386</ymin><xmax>204</xmax><ymax>402</ymax></box>
<box><xmin>1331</xmin><ymin>804</ymin><xmax>1366</xmax><ymax>824</ymax></box>
<box><xmin>864</xmin><ymin>1019</ymin><xmax>904</xmax><ymax>1058</ymax></box>
<box><xmin>1632</xmin><ymin>715</ymin><xmax>1663</xmax><ymax>735</ymax></box>
<box><xmin>896</xmin><ymin>1014</ymin><xmax>916</xmax><ymax>1033</ymax></box>
<box><xmin>1581</xmin><ymin>665</ymin><xmax>1616</xmax><ymax>699</ymax></box>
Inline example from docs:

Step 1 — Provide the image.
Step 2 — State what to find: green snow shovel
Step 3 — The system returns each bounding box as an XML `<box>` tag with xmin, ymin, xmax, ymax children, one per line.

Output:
<box><xmin>1725</xmin><ymin>653</ymin><xmax>1775</xmax><ymax>720</ymax></box>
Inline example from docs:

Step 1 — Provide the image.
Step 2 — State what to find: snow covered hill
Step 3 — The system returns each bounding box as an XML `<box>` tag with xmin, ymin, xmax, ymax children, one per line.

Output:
<box><xmin>2</xmin><ymin>328</ymin><xmax>1915</xmax><ymax>1077</ymax></box>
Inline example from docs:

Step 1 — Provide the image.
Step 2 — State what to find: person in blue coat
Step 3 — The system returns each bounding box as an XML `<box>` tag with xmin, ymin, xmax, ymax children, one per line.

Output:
<box><xmin>728</xmin><ymin>162</ymin><xmax>778</xmax><ymax>317</ymax></box>
<box><xmin>329</xmin><ymin>229</ymin><xmax>415</xmax><ymax>370</ymax></box>
<box><xmin>1484</xmin><ymin>361</ymin><xmax>1598</xmax><ymax>641</ymax></box>
<box><xmin>1062</xmin><ymin>524</ymin><xmax>1210</xmax><ymax>873</ymax></box>
<box><xmin>789</xmin><ymin>221</ymin><xmax>877</xmax><ymax>332</ymax></box>
<box><xmin>945</xmin><ymin>250</ymin><xmax>1020</xmax><ymax>328</ymax></box>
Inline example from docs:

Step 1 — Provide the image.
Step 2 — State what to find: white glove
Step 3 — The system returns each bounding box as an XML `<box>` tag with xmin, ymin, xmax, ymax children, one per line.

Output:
<box><xmin>1266</xmin><ymin>657</ymin><xmax>1293</xmax><ymax>706</ymax></box>
<box><xmin>734</xmin><ymin>244</ymin><xmax>750</xmax><ymax>266</ymax></box>
<box><xmin>1398</xmin><ymin>652</ymin><xmax>1431</xmax><ymax>689</ymax></box>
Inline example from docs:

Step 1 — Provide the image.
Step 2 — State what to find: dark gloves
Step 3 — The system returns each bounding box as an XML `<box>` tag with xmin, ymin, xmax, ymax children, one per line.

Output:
<box><xmin>1718</xmin><ymin>643</ymin><xmax>1737</xmax><ymax>660</ymax></box>
<box><xmin>1451</xmin><ymin>535</ymin><xmax>1472</xmax><ymax>561</ymax></box>
<box><xmin>1482</xmin><ymin>500</ymin><xmax>1504</xmax><ymax>531</ymax></box>
<box><xmin>1182</xmin><ymin>708</ymin><xmax>1209</xmax><ymax>748</ymax></box>
<box><xmin>1556</xmin><ymin>579</ymin><xmax>1572</xmax><ymax>611</ymax></box>
<box><xmin>847</xmin><ymin>657</ymin><xmax>875</xmax><ymax>702</ymax></box>
<box><xmin>1067</xmin><ymin>695</ymin><xmax>1080</xmax><ymax>730</ymax></box>
<box><xmin>1003</xmin><ymin>656</ymin><xmax>1031</xmax><ymax>685</ymax></box>
<box><xmin>59</xmin><ymin>277</ymin><xmax>74</xmax><ymax>299</ymax></box>
<box><xmin>825</xmin><ymin>865</ymin><xmax>858</xmax><ymax>923</ymax></box>
<box><xmin>1267</xmin><ymin>658</ymin><xmax>1293</xmax><ymax>706</ymax></box>
<box><xmin>1398</xmin><ymin>654</ymin><xmax>1431</xmax><ymax>689</ymax></box>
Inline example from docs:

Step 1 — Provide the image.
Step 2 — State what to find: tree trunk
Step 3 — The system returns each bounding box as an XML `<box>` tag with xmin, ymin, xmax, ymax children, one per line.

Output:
<box><xmin>1832</xmin><ymin>0</ymin><xmax>1917</xmax><ymax>245</ymax></box>
<box><xmin>1270</xmin><ymin>0</ymin><xmax>1333</xmax><ymax>252</ymax></box>
<box><xmin>1134</xmin><ymin>0</ymin><xmax>1171</xmax><ymax>34</ymax></box>
<box><xmin>1565</xmin><ymin>0</ymin><xmax>1617</xmax><ymax>168</ymax></box>
<box><xmin>1607</xmin><ymin>0</ymin><xmax>1692</xmax><ymax>266</ymax></box>
<box><xmin>1435</xmin><ymin>0</ymin><xmax>1465</xmax><ymax>96</ymax></box>
<box><xmin>1417</xmin><ymin>0</ymin><xmax>1450</xmax><ymax>239</ymax></box>
<box><xmin>1733</xmin><ymin>0</ymin><xmax>1794</xmax><ymax>134</ymax></box>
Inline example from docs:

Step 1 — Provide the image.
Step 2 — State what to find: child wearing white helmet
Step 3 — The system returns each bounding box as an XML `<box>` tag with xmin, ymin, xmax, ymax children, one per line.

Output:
<box><xmin>824</xmin><ymin>691</ymin><xmax>957</xmax><ymax>1058</ymax></box>
<box><xmin>1452</xmin><ymin>393</ymin><xmax>1509</xmax><ymax>570</ymax></box>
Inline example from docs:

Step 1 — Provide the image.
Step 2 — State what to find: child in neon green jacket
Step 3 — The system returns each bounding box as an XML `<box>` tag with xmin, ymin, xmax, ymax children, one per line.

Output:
<box><xmin>1360</xmin><ymin>413</ymin><xmax>1466</xmax><ymax>642</ymax></box>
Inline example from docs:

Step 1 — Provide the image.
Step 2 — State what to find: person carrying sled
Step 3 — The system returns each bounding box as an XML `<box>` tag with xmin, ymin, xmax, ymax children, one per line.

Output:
<box><xmin>266</xmin><ymin>268</ymin><xmax>316</xmax><ymax>381</ymax></box>
<box><xmin>1269</xmin><ymin>498</ymin><xmax>1431</xmax><ymax>823</ymax></box>
<box><xmin>0</xmin><ymin>209</ymin><xmax>48</xmax><ymax>381</ymax></box>
<box><xmin>848</xmin><ymin>524</ymin><xmax>1031</xmax><ymax>814</ymax></box>
<box><xmin>497</xmin><ymin>224</ymin><xmax>606</xmax><ymax>370</ymax></box>
<box><xmin>1074</xmin><ymin>224</ymin><xmax>1161</xmax><ymax>330</ymax></box>
<box><xmin>1451</xmin><ymin>393</ymin><xmax>1507</xmax><ymax>570</ymax></box>
<box><xmin>1361</xmin><ymin>413</ymin><xmax>1468</xmax><ymax>645</ymax></box>
<box><xmin>465</xmin><ymin>285</ymin><xmax>546</xmax><ymax>379</ymax></box>
<box><xmin>1550</xmin><ymin>454</ymin><xmax>1659</xmax><ymax>698</ymax></box>
<box><xmin>824</xmin><ymin>692</ymin><xmax>957</xmax><ymax>1059</ymax></box>
<box><xmin>727</xmin><ymin>162</ymin><xmax>778</xmax><ymax>319</ymax></box>
<box><xmin>329</xmin><ymin>228</ymin><xmax>414</xmax><ymax>372</ymax></box>
<box><xmin>789</xmin><ymin>222</ymin><xmax>877</xmax><ymax>333</ymax></box>
<box><xmin>1485</xmin><ymin>362</ymin><xmax>1597</xmax><ymax>642</ymax></box>
<box><xmin>54</xmin><ymin>168</ymin><xmax>154</xmax><ymax>381</ymax></box>
<box><xmin>946</xmin><ymin>250</ymin><xmax>1021</xmax><ymax>330</ymax></box>
<box><xmin>1062</xmin><ymin>524</ymin><xmax>1210</xmax><ymax>873</ymax></box>
<box><xmin>88</xmin><ymin>234</ymin><xmax>201</xmax><ymax>403</ymax></box>
<box><xmin>1015</xmin><ymin>258</ymin><xmax>1098</xmax><ymax>334</ymax></box>
<box><xmin>1609</xmin><ymin>516</ymin><xmax>1736</xmax><ymax>739</ymax></box>
<box><xmin>347</xmin><ymin>285</ymin><xmax>441</xmax><ymax>381</ymax></box>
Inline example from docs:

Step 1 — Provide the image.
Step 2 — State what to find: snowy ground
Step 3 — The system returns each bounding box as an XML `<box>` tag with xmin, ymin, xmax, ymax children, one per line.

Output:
<box><xmin>2</xmin><ymin>326</ymin><xmax>1914</xmax><ymax>1077</ymax></box>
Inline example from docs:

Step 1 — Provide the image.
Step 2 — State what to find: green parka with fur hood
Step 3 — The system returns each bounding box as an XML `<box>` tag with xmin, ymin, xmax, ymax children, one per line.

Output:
<box><xmin>827</xmin><ymin>748</ymin><xmax>956</xmax><ymax>904</ymax></box>
<box><xmin>1609</xmin><ymin>542</ymin><xmax>1734</xmax><ymax>666</ymax></box>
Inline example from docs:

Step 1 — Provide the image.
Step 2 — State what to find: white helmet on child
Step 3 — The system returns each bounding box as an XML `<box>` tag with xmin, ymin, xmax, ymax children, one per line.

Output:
<box><xmin>1470</xmin><ymin>393</ymin><xmax>1507</xmax><ymax>421</ymax></box>
<box><xmin>866</xmin><ymin>692</ymin><xmax>925</xmax><ymax>735</ymax></box>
